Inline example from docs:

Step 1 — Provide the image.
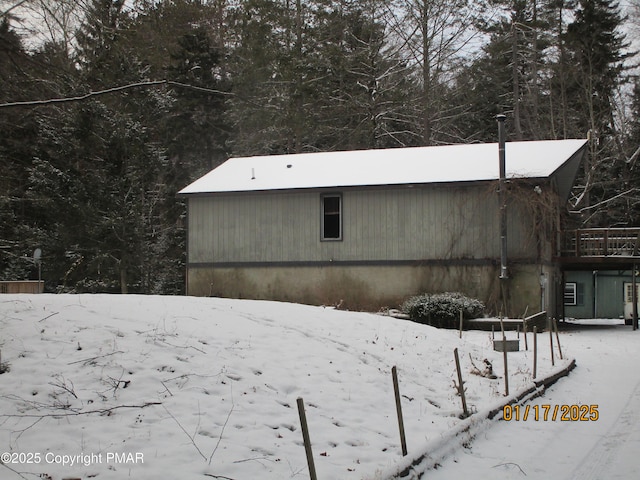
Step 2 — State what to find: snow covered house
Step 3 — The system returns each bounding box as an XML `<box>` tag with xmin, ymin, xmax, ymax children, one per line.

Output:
<box><xmin>179</xmin><ymin>140</ymin><xmax>588</xmax><ymax>315</ymax></box>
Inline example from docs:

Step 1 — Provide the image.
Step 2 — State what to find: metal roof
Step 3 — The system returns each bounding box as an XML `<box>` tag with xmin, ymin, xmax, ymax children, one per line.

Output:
<box><xmin>179</xmin><ymin>139</ymin><xmax>588</xmax><ymax>195</ymax></box>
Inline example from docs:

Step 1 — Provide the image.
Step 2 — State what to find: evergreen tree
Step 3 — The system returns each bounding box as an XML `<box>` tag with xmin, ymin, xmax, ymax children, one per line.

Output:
<box><xmin>563</xmin><ymin>0</ymin><xmax>631</xmax><ymax>225</ymax></box>
<box><xmin>455</xmin><ymin>0</ymin><xmax>556</xmax><ymax>142</ymax></box>
<box><xmin>604</xmin><ymin>79</ymin><xmax>640</xmax><ymax>227</ymax></box>
<box><xmin>225</xmin><ymin>0</ymin><xmax>292</xmax><ymax>155</ymax></box>
<box><xmin>0</xmin><ymin>19</ymin><xmax>40</xmax><ymax>280</ymax></box>
<box><xmin>302</xmin><ymin>0</ymin><xmax>416</xmax><ymax>150</ymax></box>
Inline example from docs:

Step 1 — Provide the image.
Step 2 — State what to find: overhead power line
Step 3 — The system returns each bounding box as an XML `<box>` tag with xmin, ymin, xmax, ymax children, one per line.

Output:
<box><xmin>0</xmin><ymin>80</ymin><xmax>233</xmax><ymax>109</ymax></box>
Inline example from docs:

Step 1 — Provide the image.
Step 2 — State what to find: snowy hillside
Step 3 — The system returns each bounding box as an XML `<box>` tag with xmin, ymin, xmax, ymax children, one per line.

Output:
<box><xmin>0</xmin><ymin>295</ymin><xmax>569</xmax><ymax>480</ymax></box>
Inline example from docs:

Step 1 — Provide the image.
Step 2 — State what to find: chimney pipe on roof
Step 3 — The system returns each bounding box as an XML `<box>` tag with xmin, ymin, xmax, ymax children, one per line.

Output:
<box><xmin>497</xmin><ymin>114</ymin><xmax>508</xmax><ymax>280</ymax></box>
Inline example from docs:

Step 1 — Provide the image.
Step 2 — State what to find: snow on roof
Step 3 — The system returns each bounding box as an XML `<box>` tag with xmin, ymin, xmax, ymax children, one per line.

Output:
<box><xmin>178</xmin><ymin>139</ymin><xmax>588</xmax><ymax>195</ymax></box>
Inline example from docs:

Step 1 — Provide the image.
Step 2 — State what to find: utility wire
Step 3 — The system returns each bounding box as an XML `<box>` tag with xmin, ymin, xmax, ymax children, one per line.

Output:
<box><xmin>0</xmin><ymin>79</ymin><xmax>233</xmax><ymax>109</ymax></box>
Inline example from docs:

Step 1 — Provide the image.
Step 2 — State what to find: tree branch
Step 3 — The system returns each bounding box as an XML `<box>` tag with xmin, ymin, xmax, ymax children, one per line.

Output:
<box><xmin>0</xmin><ymin>461</ymin><xmax>30</xmax><ymax>479</ymax></box>
<box><xmin>0</xmin><ymin>0</ymin><xmax>30</xmax><ymax>19</ymax></box>
<box><xmin>68</xmin><ymin>350</ymin><xmax>124</xmax><ymax>365</ymax></box>
<box><xmin>209</xmin><ymin>404</ymin><xmax>234</xmax><ymax>465</ymax></box>
<box><xmin>0</xmin><ymin>402</ymin><xmax>161</xmax><ymax>418</ymax></box>
<box><xmin>163</xmin><ymin>405</ymin><xmax>207</xmax><ymax>462</ymax></box>
<box><xmin>492</xmin><ymin>462</ymin><xmax>527</xmax><ymax>475</ymax></box>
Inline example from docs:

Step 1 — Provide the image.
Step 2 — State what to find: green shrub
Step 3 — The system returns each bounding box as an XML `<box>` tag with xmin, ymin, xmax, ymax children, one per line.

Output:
<box><xmin>401</xmin><ymin>292</ymin><xmax>485</xmax><ymax>329</ymax></box>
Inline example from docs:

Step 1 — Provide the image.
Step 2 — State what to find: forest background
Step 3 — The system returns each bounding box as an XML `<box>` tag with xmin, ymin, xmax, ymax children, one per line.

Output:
<box><xmin>1</xmin><ymin>0</ymin><xmax>639</xmax><ymax>295</ymax></box>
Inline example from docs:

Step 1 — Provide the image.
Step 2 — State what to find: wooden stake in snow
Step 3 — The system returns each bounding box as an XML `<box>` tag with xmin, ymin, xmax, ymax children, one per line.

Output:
<box><xmin>296</xmin><ymin>397</ymin><xmax>318</xmax><ymax>480</ymax></box>
<box><xmin>502</xmin><ymin>334</ymin><xmax>509</xmax><ymax>396</ymax></box>
<box><xmin>453</xmin><ymin>348</ymin><xmax>469</xmax><ymax>417</ymax></box>
<box><xmin>391</xmin><ymin>366</ymin><xmax>408</xmax><ymax>456</ymax></box>
<box><xmin>549</xmin><ymin>318</ymin><xmax>555</xmax><ymax>366</ymax></box>
<box><xmin>553</xmin><ymin>318</ymin><xmax>563</xmax><ymax>360</ymax></box>
<box><xmin>499</xmin><ymin>316</ymin><xmax>509</xmax><ymax>396</ymax></box>
<box><xmin>459</xmin><ymin>309</ymin><xmax>463</xmax><ymax>339</ymax></box>
<box><xmin>523</xmin><ymin>320</ymin><xmax>529</xmax><ymax>351</ymax></box>
<box><xmin>533</xmin><ymin>326</ymin><xmax>538</xmax><ymax>379</ymax></box>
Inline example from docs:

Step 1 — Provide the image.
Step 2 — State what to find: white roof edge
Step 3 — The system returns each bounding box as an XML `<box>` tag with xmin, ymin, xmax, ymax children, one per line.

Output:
<box><xmin>179</xmin><ymin>139</ymin><xmax>588</xmax><ymax>195</ymax></box>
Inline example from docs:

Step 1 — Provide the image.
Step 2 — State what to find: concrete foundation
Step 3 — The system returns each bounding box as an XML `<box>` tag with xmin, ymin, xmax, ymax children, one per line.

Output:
<box><xmin>187</xmin><ymin>262</ymin><xmax>556</xmax><ymax>316</ymax></box>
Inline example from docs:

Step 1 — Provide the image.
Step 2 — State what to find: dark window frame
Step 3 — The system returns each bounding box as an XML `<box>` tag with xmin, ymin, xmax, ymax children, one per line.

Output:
<box><xmin>564</xmin><ymin>282</ymin><xmax>584</xmax><ymax>306</ymax></box>
<box><xmin>321</xmin><ymin>194</ymin><xmax>342</xmax><ymax>241</ymax></box>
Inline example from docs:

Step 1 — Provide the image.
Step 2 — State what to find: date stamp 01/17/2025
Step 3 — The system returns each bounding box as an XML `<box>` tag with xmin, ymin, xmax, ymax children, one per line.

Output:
<box><xmin>503</xmin><ymin>404</ymin><xmax>599</xmax><ymax>422</ymax></box>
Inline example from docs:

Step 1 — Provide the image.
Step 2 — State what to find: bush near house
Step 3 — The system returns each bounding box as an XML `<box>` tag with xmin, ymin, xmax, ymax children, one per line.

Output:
<box><xmin>401</xmin><ymin>292</ymin><xmax>485</xmax><ymax>329</ymax></box>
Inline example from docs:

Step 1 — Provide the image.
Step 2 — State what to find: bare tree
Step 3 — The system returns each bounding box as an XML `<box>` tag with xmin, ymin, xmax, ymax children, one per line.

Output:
<box><xmin>0</xmin><ymin>0</ymin><xmax>88</xmax><ymax>54</ymax></box>
<box><xmin>385</xmin><ymin>0</ymin><xmax>486</xmax><ymax>145</ymax></box>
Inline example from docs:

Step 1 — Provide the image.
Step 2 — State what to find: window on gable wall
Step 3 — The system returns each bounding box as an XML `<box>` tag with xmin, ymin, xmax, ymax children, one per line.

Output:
<box><xmin>321</xmin><ymin>194</ymin><xmax>342</xmax><ymax>241</ymax></box>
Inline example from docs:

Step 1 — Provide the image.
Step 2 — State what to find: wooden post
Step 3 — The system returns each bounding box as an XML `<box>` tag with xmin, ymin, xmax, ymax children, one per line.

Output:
<box><xmin>296</xmin><ymin>397</ymin><xmax>318</xmax><ymax>480</ymax></box>
<box><xmin>491</xmin><ymin>324</ymin><xmax>495</xmax><ymax>340</ymax></box>
<box><xmin>502</xmin><ymin>334</ymin><xmax>509</xmax><ymax>396</ymax></box>
<box><xmin>533</xmin><ymin>326</ymin><xmax>538</xmax><ymax>379</ymax></box>
<box><xmin>453</xmin><ymin>348</ymin><xmax>469</xmax><ymax>417</ymax></box>
<box><xmin>459</xmin><ymin>309</ymin><xmax>463</xmax><ymax>339</ymax></box>
<box><xmin>553</xmin><ymin>318</ymin><xmax>563</xmax><ymax>360</ymax></box>
<box><xmin>633</xmin><ymin>263</ymin><xmax>638</xmax><ymax>331</ymax></box>
<box><xmin>548</xmin><ymin>318</ymin><xmax>555</xmax><ymax>366</ymax></box>
<box><xmin>499</xmin><ymin>314</ymin><xmax>509</xmax><ymax>395</ymax></box>
<box><xmin>523</xmin><ymin>320</ymin><xmax>528</xmax><ymax>351</ymax></box>
<box><xmin>392</xmin><ymin>366</ymin><xmax>408</xmax><ymax>456</ymax></box>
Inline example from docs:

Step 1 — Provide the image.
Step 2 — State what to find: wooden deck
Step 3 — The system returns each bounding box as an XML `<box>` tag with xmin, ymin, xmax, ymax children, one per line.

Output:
<box><xmin>559</xmin><ymin>228</ymin><xmax>640</xmax><ymax>267</ymax></box>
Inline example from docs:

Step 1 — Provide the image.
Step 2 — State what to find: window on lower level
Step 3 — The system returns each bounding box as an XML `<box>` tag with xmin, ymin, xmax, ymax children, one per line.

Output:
<box><xmin>321</xmin><ymin>194</ymin><xmax>342</xmax><ymax>241</ymax></box>
<box><xmin>564</xmin><ymin>282</ymin><xmax>584</xmax><ymax>306</ymax></box>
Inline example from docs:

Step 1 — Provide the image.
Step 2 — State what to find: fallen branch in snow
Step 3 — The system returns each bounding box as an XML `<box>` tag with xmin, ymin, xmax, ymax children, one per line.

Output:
<box><xmin>49</xmin><ymin>375</ymin><xmax>78</xmax><ymax>399</ymax></box>
<box><xmin>101</xmin><ymin>369</ymin><xmax>131</xmax><ymax>398</ymax></box>
<box><xmin>0</xmin><ymin>402</ymin><xmax>161</xmax><ymax>418</ymax></box>
<box><xmin>492</xmin><ymin>462</ymin><xmax>527</xmax><ymax>475</ymax></box>
<box><xmin>0</xmin><ymin>462</ymin><xmax>30</xmax><ymax>479</ymax></box>
<box><xmin>67</xmin><ymin>351</ymin><xmax>124</xmax><ymax>365</ymax></box>
<box><xmin>204</xmin><ymin>475</ymin><xmax>238</xmax><ymax>480</ymax></box>
<box><xmin>163</xmin><ymin>399</ymin><xmax>235</xmax><ymax>466</ymax></box>
<box><xmin>8</xmin><ymin>415</ymin><xmax>45</xmax><ymax>446</ymax></box>
<box><xmin>209</xmin><ymin>404</ymin><xmax>234</xmax><ymax>465</ymax></box>
<box><xmin>38</xmin><ymin>312</ymin><xmax>58</xmax><ymax>322</ymax></box>
<box><xmin>232</xmin><ymin>456</ymin><xmax>276</xmax><ymax>464</ymax></box>
<box><xmin>163</xmin><ymin>405</ymin><xmax>208</xmax><ymax>462</ymax></box>
<box><xmin>160</xmin><ymin>380</ymin><xmax>174</xmax><ymax>396</ymax></box>
<box><xmin>156</xmin><ymin>338</ymin><xmax>206</xmax><ymax>354</ymax></box>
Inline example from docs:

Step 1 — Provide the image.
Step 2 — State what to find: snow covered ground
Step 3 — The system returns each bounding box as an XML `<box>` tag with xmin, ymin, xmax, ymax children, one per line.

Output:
<box><xmin>426</xmin><ymin>319</ymin><xmax>640</xmax><ymax>480</ymax></box>
<box><xmin>0</xmin><ymin>295</ymin><xmax>631</xmax><ymax>480</ymax></box>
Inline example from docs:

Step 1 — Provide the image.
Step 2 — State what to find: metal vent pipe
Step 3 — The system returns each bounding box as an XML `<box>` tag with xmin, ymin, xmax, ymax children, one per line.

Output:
<box><xmin>497</xmin><ymin>114</ymin><xmax>508</xmax><ymax>279</ymax></box>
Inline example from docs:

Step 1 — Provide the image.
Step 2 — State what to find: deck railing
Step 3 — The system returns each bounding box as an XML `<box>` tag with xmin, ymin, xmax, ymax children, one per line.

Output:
<box><xmin>561</xmin><ymin>228</ymin><xmax>640</xmax><ymax>258</ymax></box>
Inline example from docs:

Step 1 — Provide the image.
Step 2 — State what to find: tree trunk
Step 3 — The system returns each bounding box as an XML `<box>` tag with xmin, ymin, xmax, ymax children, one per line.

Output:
<box><xmin>421</xmin><ymin>2</ymin><xmax>432</xmax><ymax>146</ymax></box>
<box><xmin>120</xmin><ymin>263</ymin><xmax>128</xmax><ymax>294</ymax></box>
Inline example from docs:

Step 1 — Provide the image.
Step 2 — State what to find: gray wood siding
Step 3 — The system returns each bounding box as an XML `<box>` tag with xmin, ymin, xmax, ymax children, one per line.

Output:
<box><xmin>188</xmin><ymin>185</ymin><xmax>538</xmax><ymax>264</ymax></box>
